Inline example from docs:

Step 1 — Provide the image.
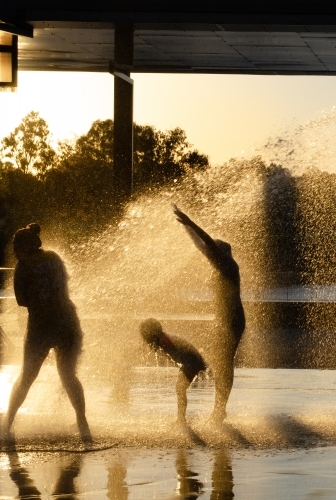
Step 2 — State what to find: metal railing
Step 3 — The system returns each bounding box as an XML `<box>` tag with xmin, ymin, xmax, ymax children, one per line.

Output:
<box><xmin>184</xmin><ymin>285</ymin><xmax>336</xmax><ymax>303</ymax></box>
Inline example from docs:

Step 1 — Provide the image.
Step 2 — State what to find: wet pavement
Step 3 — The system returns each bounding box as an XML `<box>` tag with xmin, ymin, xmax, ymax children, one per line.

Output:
<box><xmin>2</xmin><ymin>366</ymin><xmax>336</xmax><ymax>498</ymax></box>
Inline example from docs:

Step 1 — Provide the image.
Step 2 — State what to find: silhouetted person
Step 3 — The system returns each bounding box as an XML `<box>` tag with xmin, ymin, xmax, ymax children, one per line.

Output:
<box><xmin>140</xmin><ymin>318</ymin><xmax>207</xmax><ymax>425</ymax></box>
<box><xmin>173</xmin><ymin>205</ymin><xmax>245</xmax><ymax>424</ymax></box>
<box><xmin>2</xmin><ymin>223</ymin><xmax>92</xmax><ymax>442</ymax></box>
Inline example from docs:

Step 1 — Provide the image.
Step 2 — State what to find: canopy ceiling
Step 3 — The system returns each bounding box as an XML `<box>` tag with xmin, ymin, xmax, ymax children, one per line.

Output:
<box><xmin>2</xmin><ymin>1</ymin><xmax>336</xmax><ymax>74</ymax></box>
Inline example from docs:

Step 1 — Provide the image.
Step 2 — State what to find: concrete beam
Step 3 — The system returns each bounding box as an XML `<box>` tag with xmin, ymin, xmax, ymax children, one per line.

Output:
<box><xmin>112</xmin><ymin>23</ymin><xmax>134</xmax><ymax>201</ymax></box>
<box><xmin>0</xmin><ymin>22</ymin><xmax>33</xmax><ymax>38</ymax></box>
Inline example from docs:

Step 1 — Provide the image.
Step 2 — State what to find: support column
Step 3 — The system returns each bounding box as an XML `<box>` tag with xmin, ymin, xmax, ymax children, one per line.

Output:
<box><xmin>111</xmin><ymin>23</ymin><xmax>134</xmax><ymax>201</ymax></box>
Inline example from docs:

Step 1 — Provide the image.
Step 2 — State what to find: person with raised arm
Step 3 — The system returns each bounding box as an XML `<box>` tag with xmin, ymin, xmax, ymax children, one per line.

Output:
<box><xmin>3</xmin><ymin>223</ymin><xmax>92</xmax><ymax>443</ymax></box>
<box><xmin>173</xmin><ymin>205</ymin><xmax>245</xmax><ymax>425</ymax></box>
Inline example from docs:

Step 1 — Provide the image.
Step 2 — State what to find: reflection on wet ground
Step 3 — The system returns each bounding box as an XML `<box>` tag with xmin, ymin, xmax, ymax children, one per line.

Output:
<box><xmin>2</xmin><ymin>367</ymin><xmax>336</xmax><ymax>498</ymax></box>
<box><xmin>3</xmin><ymin>445</ymin><xmax>336</xmax><ymax>499</ymax></box>
<box><xmin>5</xmin><ymin>450</ymin><xmax>82</xmax><ymax>499</ymax></box>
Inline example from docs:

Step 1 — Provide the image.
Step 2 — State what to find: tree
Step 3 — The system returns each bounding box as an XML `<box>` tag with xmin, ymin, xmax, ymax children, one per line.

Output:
<box><xmin>67</xmin><ymin>119</ymin><xmax>114</xmax><ymax>166</ymax></box>
<box><xmin>133</xmin><ymin>124</ymin><xmax>158</xmax><ymax>187</ymax></box>
<box><xmin>133</xmin><ymin>125</ymin><xmax>209</xmax><ymax>188</ymax></box>
<box><xmin>46</xmin><ymin>120</ymin><xmax>118</xmax><ymax>232</ymax></box>
<box><xmin>56</xmin><ymin>119</ymin><xmax>209</xmax><ymax>192</ymax></box>
<box><xmin>1</xmin><ymin>111</ymin><xmax>56</xmax><ymax>178</ymax></box>
<box><xmin>183</xmin><ymin>150</ymin><xmax>209</xmax><ymax>171</ymax></box>
<box><xmin>0</xmin><ymin>115</ymin><xmax>210</xmax><ymax>240</ymax></box>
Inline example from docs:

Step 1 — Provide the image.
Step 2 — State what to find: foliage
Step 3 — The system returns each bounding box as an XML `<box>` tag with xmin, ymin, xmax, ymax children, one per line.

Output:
<box><xmin>58</xmin><ymin>119</ymin><xmax>114</xmax><ymax>168</ymax></box>
<box><xmin>133</xmin><ymin>124</ymin><xmax>208</xmax><ymax>188</ymax></box>
<box><xmin>0</xmin><ymin>111</ymin><xmax>56</xmax><ymax>178</ymax></box>
<box><xmin>1</xmin><ymin>111</ymin><xmax>336</xmax><ymax>290</ymax></box>
<box><xmin>0</xmin><ymin>114</ymin><xmax>209</xmax><ymax>244</ymax></box>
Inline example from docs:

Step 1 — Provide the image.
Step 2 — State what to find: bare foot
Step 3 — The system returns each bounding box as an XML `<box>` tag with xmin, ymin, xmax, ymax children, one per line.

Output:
<box><xmin>2</xmin><ymin>429</ymin><xmax>15</xmax><ymax>446</ymax></box>
<box><xmin>1</xmin><ymin>416</ymin><xmax>15</xmax><ymax>445</ymax></box>
<box><xmin>77</xmin><ymin>417</ymin><xmax>93</xmax><ymax>444</ymax></box>
<box><xmin>208</xmin><ymin>410</ymin><xmax>227</xmax><ymax>427</ymax></box>
<box><xmin>175</xmin><ymin>418</ymin><xmax>188</xmax><ymax>431</ymax></box>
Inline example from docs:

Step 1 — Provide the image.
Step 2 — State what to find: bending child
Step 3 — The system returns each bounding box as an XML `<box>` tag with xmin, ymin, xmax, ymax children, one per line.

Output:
<box><xmin>140</xmin><ymin>318</ymin><xmax>207</xmax><ymax>426</ymax></box>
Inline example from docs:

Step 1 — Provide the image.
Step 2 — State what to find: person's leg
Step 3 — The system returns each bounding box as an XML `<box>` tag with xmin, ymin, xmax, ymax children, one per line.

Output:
<box><xmin>3</xmin><ymin>341</ymin><xmax>48</xmax><ymax>433</ymax></box>
<box><xmin>210</xmin><ymin>354</ymin><xmax>234</xmax><ymax>424</ymax></box>
<box><xmin>209</xmin><ymin>324</ymin><xmax>243</xmax><ymax>425</ymax></box>
<box><xmin>211</xmin><ymin>338</ymin><xmax>243</xmax><ymax>424</ymax></box>
<box><xmin>55</xmin><ymin>345</ymin><xmax>92</xmax><ymax>442</ymax></box>
<box><xmin>176</xmin><ymin>370</ymin><xmax>192</xmax><ymax>425</ymax></box>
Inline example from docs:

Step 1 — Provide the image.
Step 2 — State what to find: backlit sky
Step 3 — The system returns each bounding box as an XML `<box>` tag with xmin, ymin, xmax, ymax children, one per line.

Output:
<box><xmin>1</xmin><ymin>71</ymin><xmax>336</xmax><ymax>164</ymax></box>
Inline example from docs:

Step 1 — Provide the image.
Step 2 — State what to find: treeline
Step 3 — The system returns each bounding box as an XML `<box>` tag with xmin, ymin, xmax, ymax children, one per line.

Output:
<box><xmin>0</xmin><ymin>111</ymin><xmax>208</xmax><ymax>259</ymax></box>
<box><xmin>1</xmin><ymin>111</ymin><xmax>336</xmax><ymax>288</ymax></box>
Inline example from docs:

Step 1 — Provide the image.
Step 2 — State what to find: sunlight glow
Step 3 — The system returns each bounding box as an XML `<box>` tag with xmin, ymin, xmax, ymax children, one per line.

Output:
<box><xmin>0</xmin><ymin>53</ymin><xmax>12</xmax><ymax>82</ymax></box>
<box><xmin>1</xmin><ymin>71</ymin><xmax>336</xmax><ymax>164</ymax></box>
<box><xmin>0</xmin><ymin>365</ymin><xmax>19</xmax><ymax>412</ymax></box>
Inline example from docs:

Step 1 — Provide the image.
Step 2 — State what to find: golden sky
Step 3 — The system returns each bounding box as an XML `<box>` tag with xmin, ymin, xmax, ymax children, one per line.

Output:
<box><xmin>1</xmin><ymin>72</ymin><xmax>336</xmax><ymax>164</ymax></box>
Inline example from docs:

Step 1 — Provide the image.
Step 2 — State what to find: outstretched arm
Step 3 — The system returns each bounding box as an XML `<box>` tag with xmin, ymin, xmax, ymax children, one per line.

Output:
<box><xmin>172</xmin><ymin>204</ymin><xmax>219</xmax><ymax>259</ymax></box>
<box><xmin>183</xmin><ymin>224</ymin><xmax>208</xmax><ymax>255</ymax></box>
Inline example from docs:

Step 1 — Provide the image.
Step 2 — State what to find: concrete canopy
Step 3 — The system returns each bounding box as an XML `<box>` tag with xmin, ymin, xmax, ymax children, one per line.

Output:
<box><xmin>2</xmin><ymin>1</ymin><xmax>336</xmax><ymax>74</ymax></box>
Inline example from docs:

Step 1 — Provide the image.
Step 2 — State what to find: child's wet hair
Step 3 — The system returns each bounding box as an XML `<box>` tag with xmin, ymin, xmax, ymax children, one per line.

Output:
<box><xmin>139</xmin><ymin>318</ymin><xmax>162</xmax><ymax>344</ymax></box>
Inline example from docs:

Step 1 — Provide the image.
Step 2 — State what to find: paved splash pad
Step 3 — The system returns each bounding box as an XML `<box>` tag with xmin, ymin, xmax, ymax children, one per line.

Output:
<box><xmin>2</xmin><ymin>366</ymin><xmax>336</xmax><ymax>498</ymax></box>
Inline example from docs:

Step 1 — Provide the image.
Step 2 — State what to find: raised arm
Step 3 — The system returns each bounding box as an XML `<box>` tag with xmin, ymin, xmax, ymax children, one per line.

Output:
<box><xmin>173</xmin><ymin>205</ymin><xmax>220</xmax><ymax>259</ymax></box>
